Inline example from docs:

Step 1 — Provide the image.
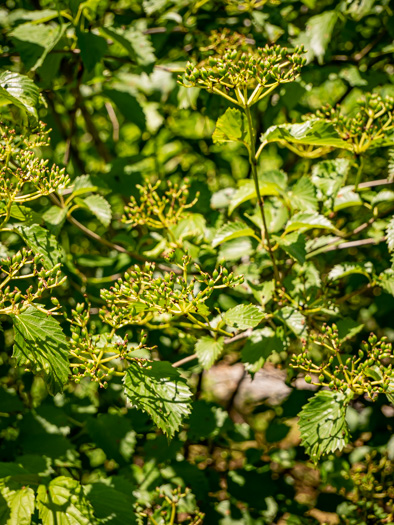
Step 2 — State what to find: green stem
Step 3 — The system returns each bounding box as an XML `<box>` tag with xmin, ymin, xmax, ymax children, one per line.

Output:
<box><xmin>244</xmin><ymin>105</ymin><xmax>280</xmax><ymax>283</ymax></box>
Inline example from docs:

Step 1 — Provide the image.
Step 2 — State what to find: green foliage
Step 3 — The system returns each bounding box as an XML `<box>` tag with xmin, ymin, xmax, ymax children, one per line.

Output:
<box><xmin>0</xmin><ymin>0</ymin><xmax>394</xmax><ymax>523</ymax></box>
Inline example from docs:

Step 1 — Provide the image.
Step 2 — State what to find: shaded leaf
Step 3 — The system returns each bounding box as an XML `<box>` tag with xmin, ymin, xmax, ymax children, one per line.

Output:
<box><xmin>100</xmin><ymin>26</ymin><xmax>155</xmax><ymax>66</ymax></box>
<box><xmin>279</xmin><ymin>232</ymin><xmax>306</xmax><ymax>264</ymax></box>
<box><xmin>212</xmin><ymin>221</ymin><xmax>255</xmax><ymax>247</ymax></box>
<box><xmin>11</xmin><ymin>307</ymin><xmax>70</xmax><ymax>395</ymax></box>
<box><xmin>275</xmin><ymin>307</ymin><xmax>306</xmax><ymax>336</ymax></box>
<box><xmin>103</xmin><ymin>87</ymin><xmax>146</xmax><ymax>129</ymax></box>
<box><xmin>123</xmin><ymin>361</ymin><xmax>192</xmax><ymax>438</ymax></box>
<box><xmin>17</xmin><ymin>223</ymin><xmax>63</xmax><ymax>269</ymax></box>
<box><xmin>241</xmin><ymin>327</ymin><xmax>283</xmax><ymax>373</ymax></box>
<box><xmin>77</xmin><ymin>30</ymin><xmax>108</xmax><ymax>71</ymax></box>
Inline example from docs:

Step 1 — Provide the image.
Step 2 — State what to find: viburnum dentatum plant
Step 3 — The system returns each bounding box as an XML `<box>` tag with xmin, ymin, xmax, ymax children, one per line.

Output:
<box><xmin>1</xmin><ymin>1</ymin><xmax>394</xmax><ymax>523</ymax></box>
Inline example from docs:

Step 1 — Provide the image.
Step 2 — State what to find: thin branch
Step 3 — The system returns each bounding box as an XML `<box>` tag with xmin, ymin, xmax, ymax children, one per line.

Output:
<box><xmin>172</xmin><ymin>354</ymin><xmax>198</xmax><ymax>367</ymax></box>
<box><xmin>322</xmin><ymin>236</ymin><xmax>386</xmax><ymax>253</ymax></box>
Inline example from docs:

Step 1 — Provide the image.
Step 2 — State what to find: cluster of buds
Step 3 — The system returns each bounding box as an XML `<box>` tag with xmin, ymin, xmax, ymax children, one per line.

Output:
<box><xmin>69</xmin><ymin>303</ymin><xmax>153</xmax><ymax>387</ymax></box>
<box><xmin>122</xmin><ymin>179</ymin><xmax>198</xmax><ymax>231</ymax></box>
<box><xmin>314</xmin><ymin>93</ymin><xmax>394</xmax><ymax>154</ymax></box>
<box><xmin>180</xmin><ymin>44</ymin><xmax>306</xmax><ymax>107</ymax></box>
<box><xmin>291</xmin><ymin>324</ymin><xmax>394</xmax><ymax>400</ymax></box>
<box><xmin>0</xmin><ymin>123</ymin><xmax>69</xmax><ymax>206</ymax></box>
<box><xmin>342</xmin><ymin>453</ymin><xmax>394</xmax><ymax>522</ymax></box>
<box><xmin>138</xmin><ymin>487</ymin><xmax>204</xmax><ymax>525</ymax></box>
<box><xmin>100</xmin><ymin>257</ymin><xmax>243</xmax><ymax>330</ymax></box>
<box><xmin>0</xmin><ymin>249</ymin><xmax>66</xmax><ymax>315</ymax></box>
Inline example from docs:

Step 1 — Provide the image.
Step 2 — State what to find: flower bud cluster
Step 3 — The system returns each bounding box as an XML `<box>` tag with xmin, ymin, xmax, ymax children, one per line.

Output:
<box><xmin>100</xmin><ymin>258</ymin><xmax>244</xmax><ymax>329</ymax></box>
<box><xmin>180</xmin><ymin>44</ymin><xmax>306</xmax><ymax>106</ymax></box>
<box><xmin>314</xmin><ymin>93</ymin><xmax>394</xmax><ymax>154</ymax></box>
<box><xmin>122</xmin><ymin>179</ymin><xmax>198</xmax><ymax>230</ymax></box>
<box><xmin>291</xmin><ymin>324</ymin><xmax>393</xmax><ymax>400</ymax></box>
<box><xmin>0</xmin><ymin>123</ymin><xmax>69</xmax><ymax>205</ymax></box>
<box><xmin>69</xmin><ymin>304</ymin><xmax>153</xmax><ymax>387</ymax></box>
<box><xmin>0</xmin><ymin>249</ymin><xmax>65</xmax><ymax>315</ymax></box>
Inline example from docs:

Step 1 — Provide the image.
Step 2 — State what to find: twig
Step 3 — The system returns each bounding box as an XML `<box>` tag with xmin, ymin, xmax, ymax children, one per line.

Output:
<box><xmin>322</xmin><ymin>236</ymin><xmax>386</xmax><ymax>253</ymax></box>
<box><xmin>172</xmin><ymin>353</ymin><xmax>198</xmax><ymax>367</ymax></box>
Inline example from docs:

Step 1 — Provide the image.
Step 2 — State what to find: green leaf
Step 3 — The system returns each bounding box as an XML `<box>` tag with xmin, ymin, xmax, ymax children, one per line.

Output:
<box><xmin>0</xmin><ymin>480</ymin><xmax>35</xmax><ymax>525</ymax></box>
<box><xmin>11</xmin><ymin>307</ymin><xmax>70</xmax><ymax>395</ymax></box>
<box><xmin>195</xmin><ymin>336</ymin><xmax>224</xmax><ymax>370</ymax></box>
<box><xmin>17</xmin><ymin>223</ymin><xmax>63</xmax><ymax>269</ymax></box>
<box><xmin>85</xmin><ymin>479</ymin><xmax>136</xmax><ymax>525</ymax></box>
<box><xmin>0</xmin><ymin>203</ymin><xmax>41</xmax><ymax>225</ymax></box>
<box><xmin>0</xmin><ymin>70</ymin><xmax>40</xmax><ymax>123</ymax></box>
<box><xmin>43</xmin><ymin>206</ymin><xmax>67</xmax><ymax>235</ymax></box>
<box><xmin>82</xmin><ymin>195</ymin><xmax>112</xmax><ymax>227</ymax></box>
<box><xmin>291</xmin><ymin>11</ymin><xmax>338</xmax><ymax>64</ymax></box>
<box><xmin>37</xmin><ymin>476</ymin><xmax>94</xmax><ymax>525</ymax></box>
<box><xmin>311</xmin><ymin>159</ymin><xmax>350</xmax><ymax>201</ymax></box>
<box><xmin>223</xmin><ymin>304</ymin><xmax>264</xmax><ymax>330</ymax></box>
<box><xmin>212</xmin><ymin>221</ymin><xmax>255</xmax><ymax>248</ymax></box>
<box><xmin>261</xmin><ymin>120</ymin><xmax>351</xmax><ymax>150</ymax></box>
<box><xmin>212</xmin><ymin>108</ymin><xmax>249</xmax><ymax>145</ymax></box>
<box><xmin>103</xmin><ymin>87</ymin><xmax>146</xmax><ymax>129</ymax></box>
<box><xmin>228</xmin><ymin>172</ymin><xmax>284</xmax><ymax>215</ymax></box>
<box><xmin>386</xmin><ymin>216</ymin><xmax>394</xmax><ymax>252</ymax></box>
<box><xmin>77</xmin><ymin>29</ymin><xmax>108</xmax><ymax>71</ymax></box>
<box><xmin>334</xmin><ymin>187</ymin><xmax>362</xmax><ymax>211</ymax></box>
<box><xmin>99</xmin><ymin>26</ymin><xmax>155</xmax><ymax>66</ymax></box>
<box><xmin>241</xmin><ymin>327</ymin><xmax>283</xmax><ymax>374</ymax></box>
<box><xmin>248</xmin><ymin>279</ymin><xmax>275</xmax><ymax>306</ymax></box>
<box><xmin>328</xmin><ymin>262</ymin><xmax>373</xmax><ymax>281</ymax></box>
<box><xmin>289</xmin><ymin>177</ymin><xmax>318</xmax><ymax>211</ymax></box>
<box><xmin>123</xmin><ymin>361</ymin><xmax>192</xmax><ymax>438</ymax></box>
<box><xmin>378</xmin><ymin>269</ymin><xmax>394</xmax><ymax>296</ymax></box>
<box><xmin>86</xmin><ymin>414</ymin><xmax>136</xmax><ymax>463</ymax></box>
<box><xmin>298</xmin><ymin>390</ymin><xmax>352</xmax><ymax>461</ymax></box>
<box><xmin>285</xmin><ymin>212</ymin><xmax>335</xmax><ymax>233</ymax></box>
<box><xmin>275</xmin><ymin>306</ymin><xmax>307</xmax><ymax>336</ymax></box>
<box><xmin>278</xmin><ymin>232</ymin><xmax>306</xmax><ymax>264</ymax></box>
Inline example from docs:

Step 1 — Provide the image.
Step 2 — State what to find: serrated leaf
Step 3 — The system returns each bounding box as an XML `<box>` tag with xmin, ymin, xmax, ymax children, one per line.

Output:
<box><xmin>291</xmin><ymin>11</ymin><xmax>338</xmax><ymax>64</ymax></box>
<box><xmin>248</xmin><ymin>279</ymin><xmax>275</xmax><ymax>306</ymax></box>
<box><xmin>82</xmin><ymin>195</ymin><xmax>112</xmax><ymax>227</ymax></box>
<box><xmin>387</xmin><ymin>216</ymin><xmax>394</xmax><ymax>252</ymax></box>
<box><xmin>328</xmin><ymin>262</ymin><xmax>373</xmax><ymax>281</ymax></box>
<box><xmin>289</xmin><ymin>177</ymin><xmax>318</xmax><ymax>211</ymax></box>
<box><xmin>275</xmin><ymin>306</ymin><xmax>307</xmax><ymax>336</ymax></box>
<box><xmin>223</xmin><ymin>304</ymin><xmax>264</xmax><ymax>330</ymax></box>
<box><xmin>17</xmin><ymin>223</ymin><xmax>63</xmax><ymax>269</ymax></box>
<box><xmin>285</xmin><ymin>212</ymin><xmax>335</xmax><ymax>233</ymax></box>
<box><xmin>123</xmin><ymin>361</ymin><xmax>192</xmax><ymax>438</ymax></box>
<box><xmin>0</xmin><ymin>70</ymin><xmax>40</xmax><ymax>123</ymax></box>
<box><xmin>241</xmin><ymin>327</ymin><xmax>283</xmax><ymax>374</ymax></box>
<box><xmin>212</xmin><ymin>222</ymin><xmax>255</xmax><ymax>248</ymax></box>
<box><xmin>100</xmin><ymin>26</ymin><xmax>155</xmax><ymax>66</ymax></box>
<box><xmin>311</xmin><ymin>159</ymin><xmax>350</xmax><ymax>201</ymax></box>
<box><xmin>195</xmin><ymin>336</ymin><xmax>224</xmax><ymax>370</ymax></box>
<box><xmin>228</xmin><ymin>172</ymin><xmax>284</xmax><ymax>215</ymax></box>
<box><xmin>37</xmin><ymin>476</ymin><xmax>94</xmax><ymax>525</ymax></box>
<box><xmin>378</xmin><ymin>268</ymin><xmax>394</xmax><ymax>296</ymax></box>
<box><xmin>334</xmin><ymin>186</ymin><xmax>362</xmax><ymax>211</ymax></box>
<box><xmin>260</xmin><ymin>120</ymin><xmax>351</xmax><ymax>150</ymax></box>
<box><xmin>212</xmin><ymin>108</ymin><xmax>249</xmax><ymax>145</ymax></box>
<box><xmin>43</xmin><ymin>206</ymin><xmax>67</xmax><ymax>235</ymax></box>
<box><xmin>279</xmin><ymin>232</ymin><xmax>306</xmax><ymax>264</ymax></box>
<box><xmin>0</xmin><ymin>480</ymin><xmax>35</xmax><ymax>525</ymax></box>
<box><xmin>11</xmin><ymin>307</ymin><xmax>70</xmax><ymax>395</ymax></box>
<box><xmin>298</xmin><ymin>390</ymin><xmax>352</xmax><ymax>461</ymax></box>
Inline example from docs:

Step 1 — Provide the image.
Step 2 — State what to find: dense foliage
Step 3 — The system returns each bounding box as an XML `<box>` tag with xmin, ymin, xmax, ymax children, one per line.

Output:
<box><xmin>0</xmin><ymin>0</ymin><xmax>394</xmax><ymax>523</ymax></box>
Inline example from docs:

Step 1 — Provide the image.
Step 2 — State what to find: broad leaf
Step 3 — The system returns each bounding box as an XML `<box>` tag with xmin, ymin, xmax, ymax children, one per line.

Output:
<box><xmin>275</xmin><ymin>306</ymin><xmax>307</xmax><ymax>336</ymax></box>
<box><xmin>279</xmin><ymin>232</ymin><xmax>306</xmax><ymax>264</ymax></box>
<box><xmin>241</xmin><ymin>327</ymin><xmax>283</xmax><ymax>373</ymax></box>
<box><xmin>85</xmin><ymin>479</ymin><xmax>136</xmax><ymax>525</ymax></box>
<box><xmin>261</xmin><ymin>119</ymin><xmax>351</xmax><ymax>150</ymax></box>
<box><xmin>0</xmin><ymin>480</ymin><xmax>35</xmax><ymax>525</ymax></box>
<box><xmin>212</xmin><ymin>222</ymin><xmax>255</xmax><ymax>247</ymax></box>
<box><xmin>298</xmin><ymin>390</ymin><xmax>352</xmax><ymax>461</ymax></box>
<box><xmin>43</xmin><ymin>206</ymin><xmax>67</xmax><ymax>235</ymax></box>
<box><xmin>328</xmin><ymin>262</ymin><xmax>373</xmax><ymax>281</ymax></box>
<box><xmin>378</xmin><ymin>269</ymin><xmax>394</xmax><ymax>296</ymax></box>
<box><xmin>212</xmin><ymin>108</ymin><xmax>249</xmax><ymax>145</ymax></box>
<box><xmin>77</xmin><ymin>29</ymin><xmax>108</xmax><ymax>71</ymax></box>
<box><xmin>223</xmin><ymin>304</ymin><xmax>264</xmax><ymax>330</ymax></box>
<box><xmin>17</xmin><ymin>223</ymin><xmax>63</xmax><ymax>269</ymax></box>
<box><xmin>0</xmin><ymin>70</ymin><xmax>40</xmax><ymax>123</ymax></box>
<box><xmin>291</xmin><ymin>11</ymin><xmax>338</xmax><ymax>64</ymax></box>
<box><xmin>123</xmin><ymin>361</ymin><xmax>192</xmax><ymax>438</ymax></box>
<box><xmin>11</xmin><ymin>307</ymin><xmax>70</xmax><ymax>395</ymax></box>
<box><xmin>334</xmin><ymin>186</ymin><xmax>362</xmax><ymax>211</ymax></box>
<box><xmin>195</xmin><ymin>336</ymin><xmax>224</xmax><ymax>370</ymax></box>
<box><xmin>285</xmin><ymin>212</ymin><xmax>335</xmax><ymax>233</ymax></box>
<box><xmin>289</xmin><ymin>177</ymin><xmax>318</xmax><ymax>211</ymax></box>
<box><xmin>311</xmin><ymin>159</ymin><xmax>350</xmax><ymax>202</ymax></box>
<box><xmin>103</xmin><ymin>87</ymin><xmax>146</xmax><ymax>129</ymax></box>
<box><xmin>82</xmin><ymin>195</ymin><xmax>112</xmax><ymax>227</ymax></box>
<box><xmin>100</xmin><ymin>26</ymin><xmax>155</xmax><ymax>66</ymax></box>
<box><xmin>37</xmin><ymin>476</ymin><xmax>94</xmax><ymax>525</ymax></box>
